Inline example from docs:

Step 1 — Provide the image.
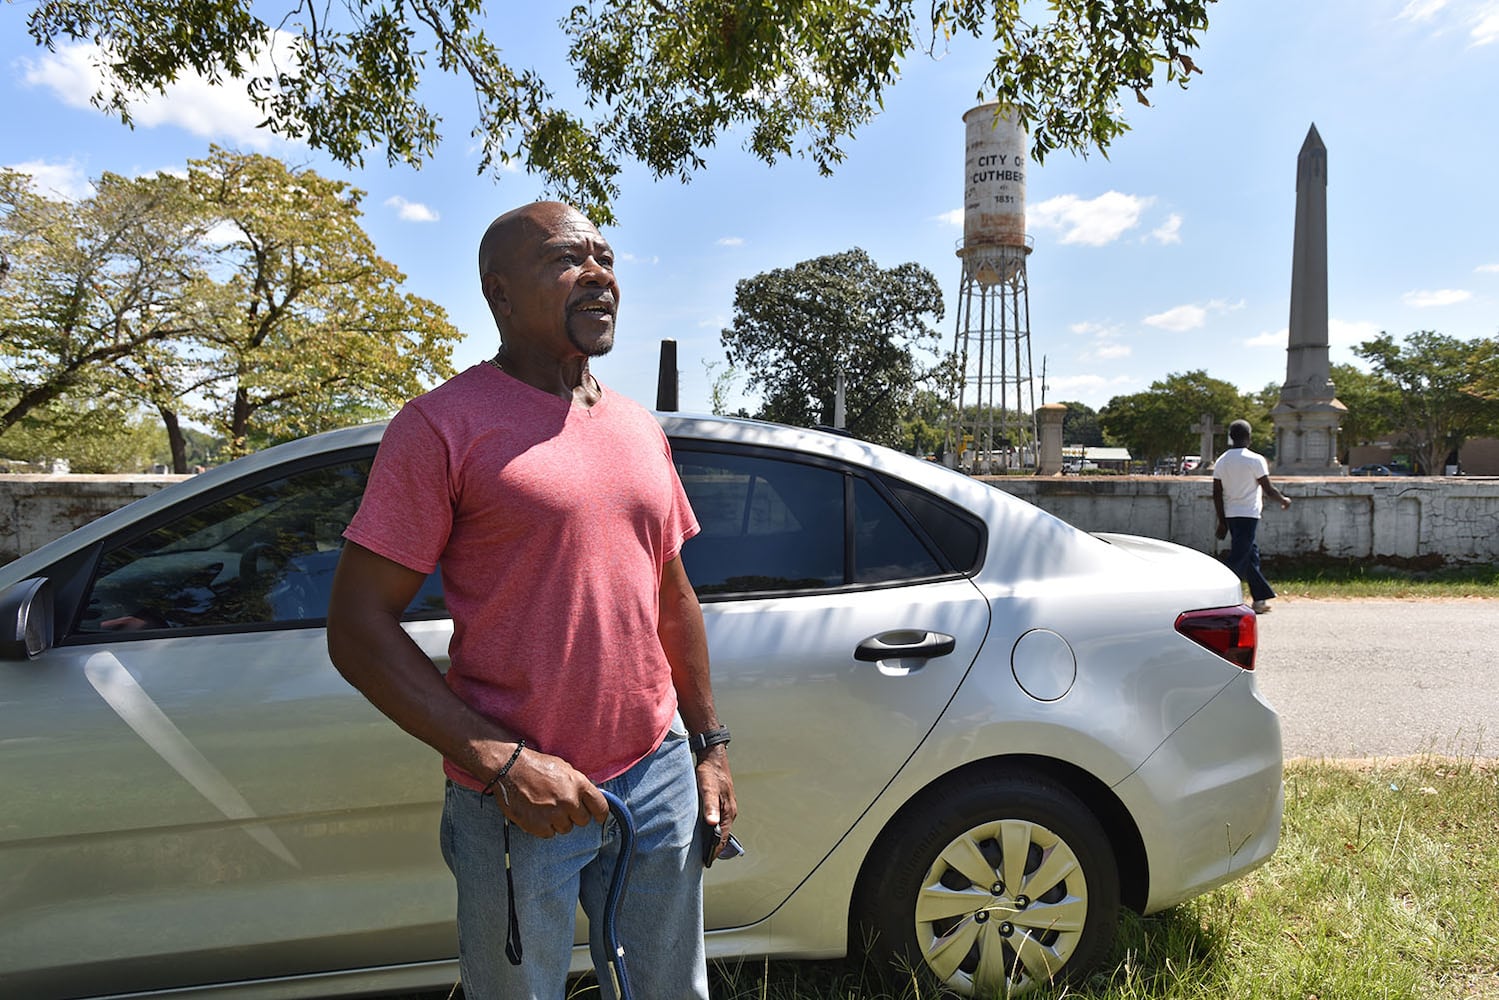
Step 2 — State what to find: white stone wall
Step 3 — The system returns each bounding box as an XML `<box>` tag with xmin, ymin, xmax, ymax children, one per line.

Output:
<box><xmin>992</xmin><ymin>475</ymin><xmax>1499</xmax><ymax>567</ymax></box>
<box><xmin>1</xmin><ymin>475</ymin><xmax>188</xmax><ymax>565</ymax></box>
<box><xmin>5</xmin><ymin>473</ymin><xmax>1499</xmax><ymax>569</ymax></box>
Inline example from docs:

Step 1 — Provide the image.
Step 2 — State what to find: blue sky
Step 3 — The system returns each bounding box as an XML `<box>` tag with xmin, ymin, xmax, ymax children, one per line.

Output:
<box><xmin>4</xmin><ymin>0</ymin><xmax>1497</xmax><ymax>416</ymax></box>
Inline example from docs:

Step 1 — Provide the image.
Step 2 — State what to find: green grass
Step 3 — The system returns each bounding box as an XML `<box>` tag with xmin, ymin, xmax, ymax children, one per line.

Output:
<box><xmin>698</xmin><ymin>758</ymin><xmax>1499</xmax><ymax>1000</ymax></box>
<box><xmin>1262</xmin><ymin>561</ymin><xmax>1499</xmax><ymax>600</ymax></box>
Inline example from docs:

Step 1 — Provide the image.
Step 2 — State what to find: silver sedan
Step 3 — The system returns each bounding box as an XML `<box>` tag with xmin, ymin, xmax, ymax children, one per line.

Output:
<box><xmin>0</xmin><ymin>414</ymin><xmax>1282</xmax><ymax>998</ymax></box>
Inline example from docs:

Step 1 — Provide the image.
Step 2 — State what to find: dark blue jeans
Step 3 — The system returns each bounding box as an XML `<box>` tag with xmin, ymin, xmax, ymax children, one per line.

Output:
<box><xmin>1225</xmin><ymin>517</ymin><xmax>1276</xmax><ymax>602</ymax></box>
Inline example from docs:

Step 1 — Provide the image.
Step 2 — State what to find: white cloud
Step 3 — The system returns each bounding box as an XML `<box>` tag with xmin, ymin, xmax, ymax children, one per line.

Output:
<box><xmin>619</xmin><ymin>252</ymin><xmax>660</xmax><ymax>265</ymax></box>
<box><xmin>1044</xmin><ymin>373</ymin><xmax>1135</xmax><ymax>406</ymax></box>
<box><xmin>7</xmin><ymin>159</ymin><xmax>94</xmax><ymax>200</ymax></box>
<box><xmin>1070</xmin><ymin>321</ymin><xmax>1117</xmax><ymax>336</ymax></box>
<box><xmin>1143</xmin><ymin>304</ymin><xmax>1208</xmax><ymax>332</ymax></box>
<box><xmin>717</xmin><ymin>236</ymin><xmax>744</xmax><ymax>247</ymax></box>
<box><xmin>1472</xmin><ymin>3</ymin><xmax>1499</xmax><ymax>43</ymax></box>
<box><xmin>1070</xmin><ymin>320</ymin><xmax>1130</xmax><ymax>359</ymax></box>
<box><xmin>1398</xmin><ymin>0</ymin><xmax>1449</xmax><ymax>22</ymax></box>
<box><xmin>21</xmin><ymin>37</ymin><xmax>300</xmax><ymax>150</ymax></box>
<box><xmin>1397</xmin><ymin>0</ymin><xmax>1499</xmax><ymax>44</ymax></box>
<box><xmin>1246</xmin><ymin>330</ymin><xmax>1286</xmax><ymax>349</ymax></box>
<box><xmin>1402</xmin><ymin>288</ymin><xmax>1472</xmax><ymax>307</ymax></box>
<box><xmin>384</xmin><ymin>196</ymin><xmax>440</xmax><ymax>222</ymax></box>
<box><xmin>1205</xmin><ymin>297</ymin><xmax>1247</xmax><ymax>313</ymax></box>
<box><xmin>1029</xmin><ymin>191</ymin><xmax>1153</xmax><ymax>246</ymax></box>
<box><xmin>1150</xmin><ymin>213</ymin><xmax>1183</xmax><ymax>245</ymax></box>
<box><xmin>1142</xmin><ymin>298</ymin><xmax>1244</xmax><ymax>334</ymax></box>
<box><xmin>935</xmin><ymin>209</ymin><xmax>964</xmax><ymax>227</ymax></box>
<box><xmin>1090</xmin><ymin>342</ymin><xmax>1133</xmax><ymax>360</ymax></box>
<box><xmin>1478</xmin><ymin>263</ymin><xmax>1499</xmax><ymax>273</ymax></box>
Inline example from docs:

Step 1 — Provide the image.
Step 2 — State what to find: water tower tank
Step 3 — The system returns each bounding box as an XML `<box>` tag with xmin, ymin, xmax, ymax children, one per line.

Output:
<box><xmin>963</xmin><ymin>102</ymin><xmax>1028</xmax><ymax>250</ymax></box>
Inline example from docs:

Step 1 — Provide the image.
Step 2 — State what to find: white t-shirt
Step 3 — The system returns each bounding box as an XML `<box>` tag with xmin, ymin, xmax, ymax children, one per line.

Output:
<box><xmin>1213</xmin><ymin>447</ymin><xmax>1270</xmax><ymax>518</ymax></box>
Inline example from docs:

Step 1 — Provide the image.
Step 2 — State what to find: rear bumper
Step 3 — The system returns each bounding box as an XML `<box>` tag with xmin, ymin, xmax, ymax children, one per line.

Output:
<box><xmin>1114</xmin><ymin>672</ymin><xmax>1284</xmax><ymax>912</ymax></box>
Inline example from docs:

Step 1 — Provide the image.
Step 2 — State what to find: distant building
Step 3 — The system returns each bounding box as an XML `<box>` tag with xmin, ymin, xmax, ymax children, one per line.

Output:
<box><xmin>1062</xmin><ymin>445</ymin><xmax>1132</xmax><ymax>473</ymax></box>
<box><xmin>1349</xmin><ymin>438</ymin><xmax>1499</xmax><ymax>476</ymax></box>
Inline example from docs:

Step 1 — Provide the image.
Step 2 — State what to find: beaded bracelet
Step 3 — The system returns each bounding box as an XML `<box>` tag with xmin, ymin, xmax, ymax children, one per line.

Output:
<box><xmin>482</xmin><ymin>739</ymin><xmax>526</xmax><ymax>797</ymax></box>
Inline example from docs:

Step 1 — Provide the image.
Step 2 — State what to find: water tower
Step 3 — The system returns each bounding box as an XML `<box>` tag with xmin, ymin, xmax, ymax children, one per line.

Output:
<box><xmin>944</xmin><ymin>102</ymin><xmax>1038</xmax><ymax>473</ymax></box>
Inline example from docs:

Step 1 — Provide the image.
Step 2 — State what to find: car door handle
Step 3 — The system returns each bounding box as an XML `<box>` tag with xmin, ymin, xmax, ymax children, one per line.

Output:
<box><xmin>854</xmin><ymin>630</ymin><xmax>957</xmax><ymax>662</ymax></box>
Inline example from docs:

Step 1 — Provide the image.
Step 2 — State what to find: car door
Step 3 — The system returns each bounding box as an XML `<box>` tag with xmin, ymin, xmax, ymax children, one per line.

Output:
<box><xmin>672</xmin><ymin>443</ymin><xmax>992</xmax><ymax>930</ymax></box>
<box><xmin>0</xmin><ymin>452</ymin><xmax>454</xmax><ymax>998</ymax></box>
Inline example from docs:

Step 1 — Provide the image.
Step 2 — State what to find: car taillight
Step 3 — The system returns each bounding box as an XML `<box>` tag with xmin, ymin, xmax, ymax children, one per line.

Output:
<box><xmin>1175</xmin><ymin>605</ymin><xmax>1257</xmax><ymax>670</ymax></box>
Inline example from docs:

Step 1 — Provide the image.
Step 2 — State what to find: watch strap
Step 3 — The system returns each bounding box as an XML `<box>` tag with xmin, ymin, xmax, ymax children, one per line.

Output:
<box><xmin>689</xmin><ymin>725</ymin><xmax>731</xmax><ymax>756</ymax></box>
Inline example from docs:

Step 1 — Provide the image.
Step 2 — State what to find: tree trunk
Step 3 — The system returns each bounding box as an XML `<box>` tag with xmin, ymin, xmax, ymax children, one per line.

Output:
<box><xmin>229</xmin><ymin>385</ymin><xmax>254</xmax><ymax>456</ymax></box>
<box><xmin>157</xmin><ymin>405</ymin><xmax>189</xmax><ymax>474</ymax></box>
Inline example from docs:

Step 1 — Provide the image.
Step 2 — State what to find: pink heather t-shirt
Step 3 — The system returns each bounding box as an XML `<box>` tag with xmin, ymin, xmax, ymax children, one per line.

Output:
<box><xmin>344</xmin><ymin>364</ymin><xmax>700</xmax><ymax>787</ymax></box>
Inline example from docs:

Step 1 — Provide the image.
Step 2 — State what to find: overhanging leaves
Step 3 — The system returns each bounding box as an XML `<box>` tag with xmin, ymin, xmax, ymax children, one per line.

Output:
<box><xmin>27</xmin><ymin>0</ymin><xmax>1217</xmax><ymax>222</ymax></box>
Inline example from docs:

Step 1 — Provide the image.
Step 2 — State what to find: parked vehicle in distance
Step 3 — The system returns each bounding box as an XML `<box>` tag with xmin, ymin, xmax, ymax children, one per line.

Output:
<box><xmin>1062</xmin><ymin>459</ymin><xmax>1099</xmax><ymax>473</ymax></box>
<box><xmin>0</xmin><ymin>414</ymin><xmax>1283</xmax><ymax>998</ymax></box>
<box><xmin>1349</xmin><ymin>463</ymin><xmax>1402</xmax><ymax>476</ymax></box>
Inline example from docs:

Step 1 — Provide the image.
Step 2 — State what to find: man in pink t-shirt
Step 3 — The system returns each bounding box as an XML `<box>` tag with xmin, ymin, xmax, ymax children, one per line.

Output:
<box><xmin>327</xmin><ymin>202</ymin><xmax>735</xmax><ymax>999</ymax></box>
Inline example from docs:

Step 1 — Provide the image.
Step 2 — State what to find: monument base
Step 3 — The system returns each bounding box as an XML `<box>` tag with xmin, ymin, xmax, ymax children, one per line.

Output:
<box><xmin>1271</xmin><ymin>398</ymin><xmax>1347</xmax><ymax>475</ymax></box>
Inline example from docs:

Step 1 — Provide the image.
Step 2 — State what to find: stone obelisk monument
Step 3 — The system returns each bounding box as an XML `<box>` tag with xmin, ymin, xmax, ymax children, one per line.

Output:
<box><xmin>1271</xmin><ymin>124</ymin><xmax>1346</xmax><ymax>474</ymax></box>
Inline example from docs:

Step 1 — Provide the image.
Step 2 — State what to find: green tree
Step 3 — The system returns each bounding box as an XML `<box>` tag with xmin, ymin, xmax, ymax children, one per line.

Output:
<box><xmin>703</xmin><ymin>359</ymin><xmax>750</xmax><ymax>418</ymax></box>
<box><xmin>1099</xmin><ymin>370</ymin><xmax>1249</xmax><ymax>469</ymax></box>
<box><xmin>2</xmin><ymin>156</ymin><xmax>465</xmax><ymax>470</ymax></box>
<box><xmin>722</xmin><ymin>248</ymin><xmax>945</xmax><ymax>447</ymax></box>
<box><xmin>185</xmin><ymin>149</ymin><xmax>463</xmax><ymax>456</ymax></box>
<box><xmin>1465</xmin><ymin>336</ymin><xmax>1499</xmax><ymax>403</ymax></box>
<box><xmin>1241</xmin><ymin>383</ymin><xmax>1279</xmax><ymax>457</ymax></box>
<box><xmin>1056</xmin><ymin>400</ymin><xmax>1104</xmax><ymax>447</ymax></box>
<box><xmin>1</xmin><ymin>168</ymin><xmax>212</xmax><ymax>439</ymax></box>
<box><xmin>23</xmin><ymin>0</ymin><xmax>1215</xmax><ymax>221</ymax></box>
<box><xmin>1353</xmin><ymin>331</ymin><xmax>1499</xmax><ymax>476</ymax></box>
<box><xmin>0</xmin><ymin>398</ymin><xmax>164</xmax><ymax>474</ymax></box>
<box><xmin>1327</xmin><ymin>363</ymin><xmax>1397</xmax><ymax>461</ymax></box>
<box><xmin>900</xmin><ymin>388</ymin><xmax>950</xmax><ymax>457</ymax></box>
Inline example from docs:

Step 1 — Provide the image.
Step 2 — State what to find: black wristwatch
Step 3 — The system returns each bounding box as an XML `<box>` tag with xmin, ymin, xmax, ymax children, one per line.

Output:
<box><xmin>689</xmin><ymin>725</ymin><xmax>731</xmax><ymax>757</ymax></box>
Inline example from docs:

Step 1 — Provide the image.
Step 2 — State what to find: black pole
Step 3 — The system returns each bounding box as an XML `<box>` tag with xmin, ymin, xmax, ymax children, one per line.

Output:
<box><xmin>656</xmin><ymin>339</ymin><xmax>678</xmax><ymax>412</ymax></box>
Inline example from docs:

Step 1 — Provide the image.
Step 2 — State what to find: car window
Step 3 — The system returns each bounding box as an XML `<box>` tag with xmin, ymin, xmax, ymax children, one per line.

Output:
<box><xmin>676</xmin><ymin>452</ymin><xmax>844</xmax><ymax>596</ymax></box>
<box><xmin>675</xmin><ymin>449</ymin><xmax>951</xmax><ymax>597</ymax></box>
<box><xmin>74</xmin><ymin>458</ymin><xmax>445</xmax><ymax>635</ymax></box>
<box><xmin>852</xmin><ymin>477</ymin><xmax>943</xmax><ymax>583</ymax></box>
<box><xmin>881</xmin><ymin>478</ymin><xmax>986</xmax><ymax>573</ymax></box>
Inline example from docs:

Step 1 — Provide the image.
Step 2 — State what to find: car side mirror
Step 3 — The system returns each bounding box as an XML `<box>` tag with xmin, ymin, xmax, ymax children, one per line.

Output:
<box><xmin>0</xmin><ymin>577</ymin><xmax>54</xmax><ymax>660</ymax></box>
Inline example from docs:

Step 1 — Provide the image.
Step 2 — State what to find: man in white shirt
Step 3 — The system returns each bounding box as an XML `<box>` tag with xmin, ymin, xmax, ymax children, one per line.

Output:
<box><xmin>1212</xmin><ymin>419</ymin><xmax>1292</xmax><ymax>614</ymax></box>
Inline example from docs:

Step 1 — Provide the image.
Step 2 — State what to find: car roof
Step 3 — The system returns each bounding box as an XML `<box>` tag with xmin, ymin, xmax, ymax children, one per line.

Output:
<box><xmin>1</xmin><ymin>411</ymin><xmax>1081</xmax><ymax>589</ymax></box>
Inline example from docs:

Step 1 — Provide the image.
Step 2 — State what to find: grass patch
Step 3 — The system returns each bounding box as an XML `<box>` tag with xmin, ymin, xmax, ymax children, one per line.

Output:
<box><xmin>1259</xmin><ymin>560</ymin><xmax>1499</xmax><ymax>600</ymax></box>
<box><xmin>705</xmin><ymin>757</ymin><xmax>1499</xmax><ymax>1000</ymax></box>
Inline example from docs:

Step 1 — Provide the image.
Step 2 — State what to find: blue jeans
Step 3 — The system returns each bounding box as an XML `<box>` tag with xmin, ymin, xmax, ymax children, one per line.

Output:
<box><xmin>1225</xmin><ymin>516</ymin><xmax>1276</xmax><ymax>602</ymax></box>
<box><xmin>440</xmin><ymin>723</ymin><xmax>708</xmax><ymax>1000</ymax></box>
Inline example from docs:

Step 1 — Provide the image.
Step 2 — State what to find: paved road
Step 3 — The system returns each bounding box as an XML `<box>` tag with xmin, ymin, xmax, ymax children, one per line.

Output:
<box><xmin>1253</xmin><ymin>597</ymin><xmax>1499</xmax><ymax>759</ymax></box>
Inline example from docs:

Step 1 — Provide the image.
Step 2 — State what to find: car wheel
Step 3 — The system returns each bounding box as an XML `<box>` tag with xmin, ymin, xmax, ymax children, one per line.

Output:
<box><xmin>857</xmin><ymin>773</ymin><xmax>1120</xmax><ymax>997</ymax></box>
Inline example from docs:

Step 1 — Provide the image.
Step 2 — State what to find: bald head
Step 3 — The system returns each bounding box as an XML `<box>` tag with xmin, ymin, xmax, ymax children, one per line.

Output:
<box><xmin>478</xmin><ymin>201</ymin><xmax>588</xmax><ymax>282</ymax></box>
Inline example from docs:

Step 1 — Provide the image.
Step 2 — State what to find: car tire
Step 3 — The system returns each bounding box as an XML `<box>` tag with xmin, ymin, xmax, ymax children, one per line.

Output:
<box><xmin>856</xmin><ymin>772</ymin><xmax>1120</xmax><ymax>997</ymax></box>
